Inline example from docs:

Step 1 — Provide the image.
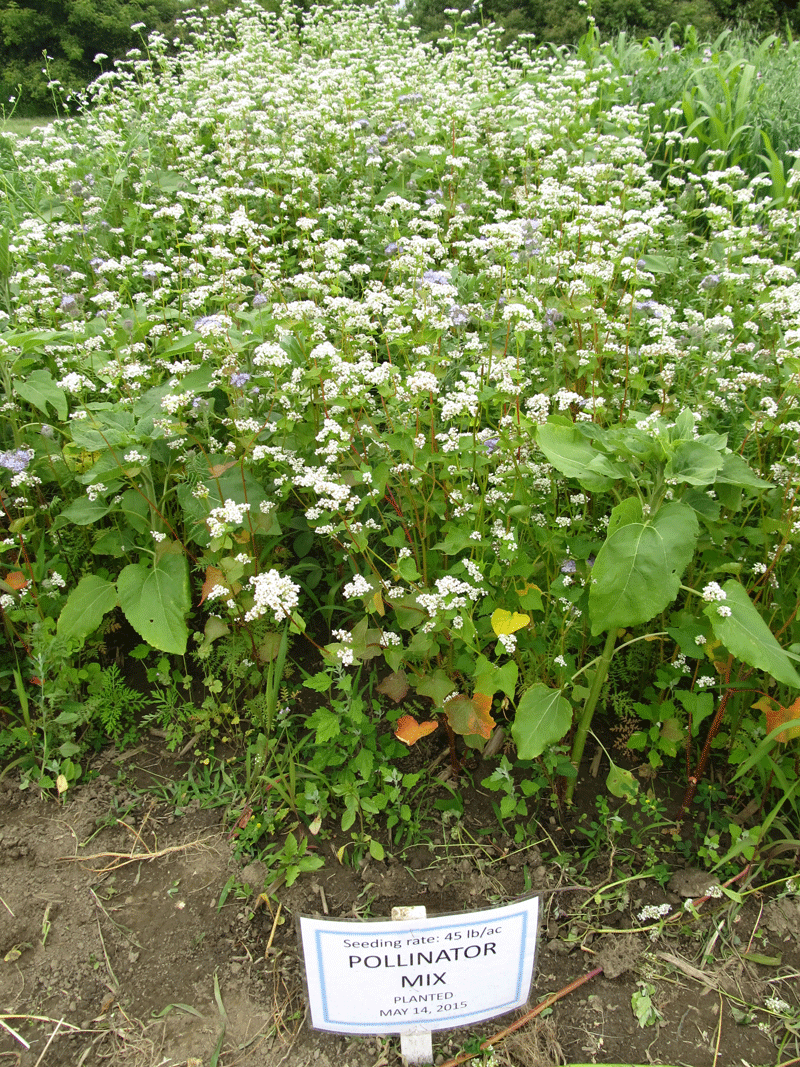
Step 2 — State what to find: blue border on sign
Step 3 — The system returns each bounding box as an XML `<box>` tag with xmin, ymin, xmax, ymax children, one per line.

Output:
<box><xmin>314</xmin><ymin>908</ymin><xmax>531</xmax><ymax>1029</ymax></box>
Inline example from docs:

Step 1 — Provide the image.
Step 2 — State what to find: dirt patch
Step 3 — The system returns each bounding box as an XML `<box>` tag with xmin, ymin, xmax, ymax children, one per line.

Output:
<box><xmin>1</xmin><ymin>744</ymin><xmax>798</xmax><ymax>1067</ymax></box>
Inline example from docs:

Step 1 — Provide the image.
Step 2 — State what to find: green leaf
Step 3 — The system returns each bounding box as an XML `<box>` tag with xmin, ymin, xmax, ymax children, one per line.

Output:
<box><xmin>306</xmin><ymin>707</ymin><xmax>340</xmax><ymax>745</ymax></box>
<box><xmin>588</xmin><ymin>502</ymin><xmax>699</xmax><ymax>636</ymax></box>
<box><xmin>608</xmin><ymin>496</ymin><xmax>643</xmax><ymax>536</ymax></box>
<box><xmin>511</xmin><ymin>684</ymin><xmax>572</xmax><ymax>759</ymax></box>
<box><xmin>665</xmin><ymin>440</ymin><xmax>724</xmax><ymax>486</ymax></box>
<box><xmin>415</xmin><ymin>669</ymin><xmax>457</xmax><ymax>707</ymax></box>
<box><xmin>55</xmin><ymin>497</ymin><xmax>111</xmax><ymax>526</ymax></box>
<box><xmin>369</xmin><ymin>838</ymin><xmax>385</xmax><ymax>861</ymax></box>
<box><xmin>716</xmin><ymin>453</ymin><xmax>771</xmax><ymax>491</ymax></box>
<box><xmin>117</xmin><ymin>549</ymin><xmax>190</xmax><ymax>654</ymax></box>
<box><xmin>57</xmin><ymin>575</ymin><xmax>118</xmax><ymax>643</ymax></box>
<box><xmin>535</xmin><ymin>421</ymin><xmax>611</xmax><ymax>490</ymax></box>
<box><xmin>607</xmin><ymin>761</ymin><xmax>639</xmax><ymax>800</ymax></box>
<box><xmin>705</xmin><ymin>580</ymin><xmax>800</xmax><ymax>688</ymax></box>
<box><xmin>14</xmin><ymin>369</ymin><xmax>68</xmax><ymax>421</ymax></box>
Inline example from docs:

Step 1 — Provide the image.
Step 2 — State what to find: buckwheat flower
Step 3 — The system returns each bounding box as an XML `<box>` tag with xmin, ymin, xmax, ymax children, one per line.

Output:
<box><xmin>702</xmin><ymin>582</ymin><xmax>726</xmax><ymax>602</ymax></box>
<box><xmin>0</xmin><ymin>593</ymin><xmax>15</xmax><ymax>610</ymax></box>
<box><xmin>637</xmin><ymin>903</ymin><xmax>672</xmax><ymax>921</ymax></box>
<box><xmin>765</xmin><ymin>996</ymin><xmax>792</xmax><ymax>1015</ymax></box>
<box><xmin>343</xmin><ymin>574</ymin><xmax>372</xmax><ymax>599</ymax></box>
<box><xmin>498</xmin><ymin>633</ymin><xmax>517</xmax><ymax>654</ymax></box>
<box><xmin>244</xmin><ymin>570</ymin><xmax>300</xmax><ymax>623</ymax></box>
<box><xmin>695</xmin><ymin>634</ymin><xmax>707</xmax><ymax>645</ymax></box>
<box><xmin>406</xmin><ymin>370</ymin><xmax>440</xmax><ymax>395</ymax></box>
<box><xmin>86</xmin><ymin>483</ymin><xmax>107</xmax><ymax>502</ymax></box>
<box><xmin>124</xmin><ymin>450</ymin><xmax>148</xmax><ymax>464</ymax></box>
<box><xmin>151</xmin><ymin>531</ymin><xmax>166</xmax><ymax>543</ymax></box>
<box><xmin>705</xmin><ymin>885</ymin><xmax>723</xmax><ymax>898</ymax></box>
<box><xmin>0</xmin><ymin>448</ymin><xmax>34</xmax><ymax>474</ymax></box>
<box><xmin>194</xmin><ymin>314</ymin><xmax>232</xmax><ymax>337</ymax></box>
<box><xmin>59</xmin><ymin>371</ymin><xmax>93</xmax><ymax>393</ymax></box>
<box><xmin>717</xmin><ymin>605</ymin><xmax>732</xmax><ymax>617</ymax></box>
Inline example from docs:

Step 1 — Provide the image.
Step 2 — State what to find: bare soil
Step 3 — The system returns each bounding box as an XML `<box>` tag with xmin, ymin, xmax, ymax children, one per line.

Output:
<box><xmin>1</xmin><ymin>740</ymin><xmax>798</xmax><ymax>1067</ymax></box>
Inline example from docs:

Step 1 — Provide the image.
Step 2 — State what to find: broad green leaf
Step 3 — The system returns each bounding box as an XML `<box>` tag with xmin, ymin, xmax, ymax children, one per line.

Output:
<box><xmin>117</xmin><ymin>549</ymin><xmax>190</xmax><ymax>654</ymax></box>
<box><xmin>57</xmin><ymin>575</ymin><xmax>118</xmax><ymax>643</ymax></box>
<box><xmin>55</xmin><ymin>497</ymin><xmax>111</xmax><ymax>526</ymax></box>
<box><xmin>716</xmin><ymin>453</ymin><xmax>772</xmax><ymax>491</ymax></box>
<box><xmin>665</xmin><ymin>440</ymin><xmax>724</xmax><ymax>486</ymax></box>
<box><xmin>14</xmin><ymin>369</ymin><xmax>68</xmax><ymax>421</ymax></box>
<box><xmin>474</xmin><ymin>660</ymin><xmax>518</xmax><ymax>701</ymax></box>
<box><xmin>120</xmin><ymin>489</ymin><xmax>151</xmax><ymax>534</ymax></box>
<box><xmin>706</xmin><ymin>580</ymin><xmax>800</xmax><ymax>688</ymax></box>
<box><xmin>415</xmin><ymin>669</ymin><xmax>457</xmax><ymax>707</ymax></box>
<box><xmin>608</xmin><ymin>496</ymin><xmax>643</xmax><ymax>536</ymax></box>
<box><xmin>511</xmin><ymin>684</ymin><xmax>572</xmax><ymax>759</ymax></box>
<box><xmin>588</xmin><ymin>502</ymin><xmax>699</xmax><ymax>636</ymax></box>
<box><xmin>536</xmin><ymin>422</ymin><xmax>611</xmax><ymax>490</ymax></box>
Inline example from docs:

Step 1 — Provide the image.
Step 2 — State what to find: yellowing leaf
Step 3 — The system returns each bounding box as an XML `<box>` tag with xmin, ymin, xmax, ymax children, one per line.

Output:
<box><xmin>372</xmin><ymin>590</ymin><xmax>385</xmax><ymax>617</ymax></box>
<box><xmin>754</xmin><ymin>695</ymin><xmax>800</xmax><ymax>743</ymax></box>
<box><xmin>394</xmin><ymin>715</ymin><xmax>439</xmax><ymax>746</ymax></box>
<box><xmin>200</xmin><ymin>566</ymin><xmax>228</xmax><ymax>606</ymax></box>
<box><xmin>491</xmin><ymin>609</ymin><xmax>530</xmax><ymax>637</ymax></box>
<box><xmin>5</xmin><ymin>571</ymin><xmax>28</xmax><ymax>590</ymax></box>
<box><xmin>56</xmin><ymin>774</ymin><xmax>68</xmax><ymax>795</ymax></box>
<box><xmin>444</xmin><ymin>693</ymin><xmax>496</xmax><ymax>740</ymax></box>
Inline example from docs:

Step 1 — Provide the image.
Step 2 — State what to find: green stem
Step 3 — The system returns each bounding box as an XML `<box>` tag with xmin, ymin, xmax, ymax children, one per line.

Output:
<box><xmin>565</xmin><ymin>626</ymin><xmax>616</xmax><ymax>804</ymax></box>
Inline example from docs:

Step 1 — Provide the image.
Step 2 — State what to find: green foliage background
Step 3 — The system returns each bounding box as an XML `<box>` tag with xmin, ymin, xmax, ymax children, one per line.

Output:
<box><xmin>412</xmin><ymin>0</ymin><xmax>800</xmax><ymax>48</ymax></box>
<box><xmin>0</xmin><ymin>0</ymin><xmax>182</xmax><ymax>114</ymax></box>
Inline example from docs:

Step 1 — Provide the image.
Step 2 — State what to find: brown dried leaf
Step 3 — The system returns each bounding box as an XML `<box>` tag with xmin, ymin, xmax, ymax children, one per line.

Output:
<box><xmin>376</xmin><ymin>670</ymin><xmax>410</xmax><ymax>703</ymax></box>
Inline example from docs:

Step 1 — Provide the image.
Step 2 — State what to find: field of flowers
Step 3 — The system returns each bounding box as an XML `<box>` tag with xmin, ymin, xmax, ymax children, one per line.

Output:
<box><xmin>1</xmin><ymin>0</ymin><xmax>800</xmax><ymax>859</ymax></box>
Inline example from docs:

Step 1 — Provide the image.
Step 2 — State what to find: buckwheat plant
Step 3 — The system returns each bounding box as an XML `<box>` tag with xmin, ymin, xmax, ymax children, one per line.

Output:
<box><xmin>1</xmin><ymin>0</ymin><xmax>799</xmax><ymax>794</ymax></box>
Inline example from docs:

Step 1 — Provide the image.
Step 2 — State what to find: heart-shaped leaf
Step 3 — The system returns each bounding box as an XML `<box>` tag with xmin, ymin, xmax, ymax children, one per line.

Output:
<box><xmin>394</xmin><ymin>715</ymin><xmax>439</xmax><ymax>746</ymax></box>
<box><xmin>491</xmin><ymin>608</ymin><xmax>530</xmax><ymax>636</ymax></box>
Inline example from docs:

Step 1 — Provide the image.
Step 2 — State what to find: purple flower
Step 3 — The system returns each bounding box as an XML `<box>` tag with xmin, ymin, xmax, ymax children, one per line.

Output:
<box><xmin>699</xmin><ymin>273</ymin><xmax>721</xmax><ymax>291</ymax></box>
<box><xmin>230</xmin><ymin>372</ymin><xmax>251</xmax><ymax>388</ymax></box>
<box><xmin>253</xmin><ymin>293</ymin><xmax>268</xmax><ymax>308</ymax></box>
<box><xmin>421</xmin><ymin>270</ymin><xmax>451</xmax><ymax>287</ymax></box>
<box><xmin>0</xmin><ymin>448</ymin><xmax>34</xmax><ymax>474</ymax></box>
<box><xmin>560</xmin><ymin>559</ymin><xmax>577</xmax><ymax>574</ymax></box>
<box><xmin>484</xmin><ymin>437</ymin><xmax>500</xmax><ymax>454</ymax></box>
<box><xmin>449</xmin><ymin>304</ymin><xmax>468</xmax><ymax>327</ymax></box>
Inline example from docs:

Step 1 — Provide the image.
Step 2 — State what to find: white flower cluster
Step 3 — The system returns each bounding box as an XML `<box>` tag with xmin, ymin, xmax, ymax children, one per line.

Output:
<box><xmin>206</xmin><ymin>498</ymin><xmax>251</xmax><ymax>538</ymax></box>
<box><xmin>417</xmin><ymin>575</ymin><xmax>484</xmax><ymax>618</ymax></box>
<box><xmin>244</xmin><ymin>570</ymin><xmax>300</xmax><ymax>623</ymax></box>
<box><xmin>636</xmin><ymin>903</ymin><xmax>672</xmax><ymax>922</ymax></box>
<box><xmin>343</xmin><ymin>574</ymin><xmax>372</xmax><ymax>599</ymax></box>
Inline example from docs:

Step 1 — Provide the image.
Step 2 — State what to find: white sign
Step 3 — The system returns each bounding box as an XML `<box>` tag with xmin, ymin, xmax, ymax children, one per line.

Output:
<box><xmin>298</xmin><ymin>897</ymin><xmax>539</xmax><ymax>1034</ymax></box>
